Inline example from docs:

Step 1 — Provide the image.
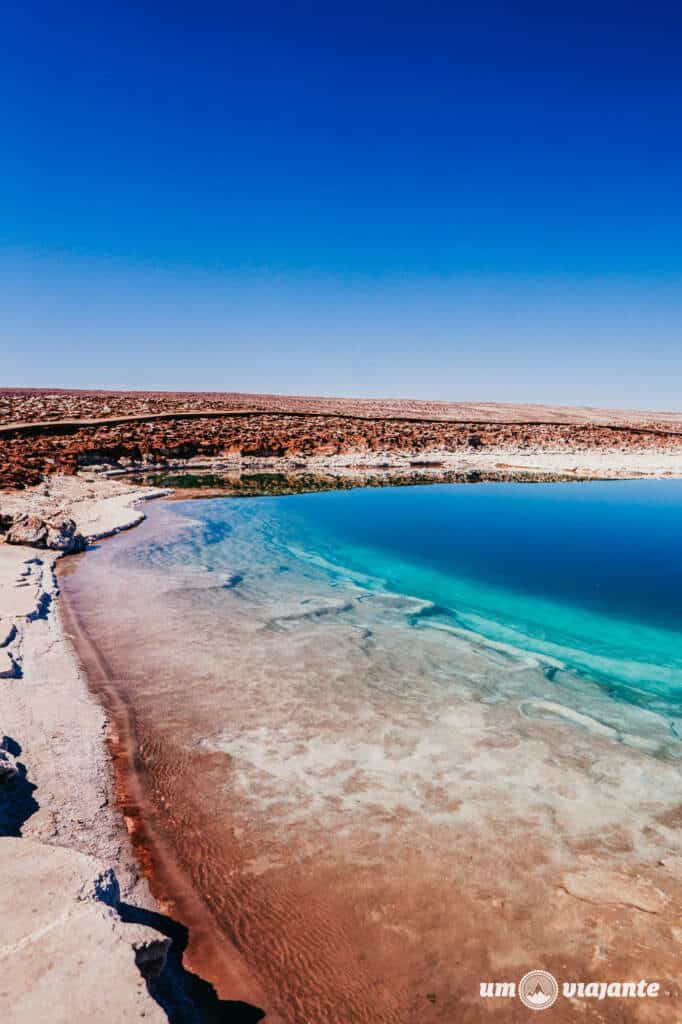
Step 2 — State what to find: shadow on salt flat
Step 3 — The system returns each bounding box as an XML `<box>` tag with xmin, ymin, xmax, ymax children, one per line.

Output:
<box><xmin>0</xmin><ymin>736</ymin><xmax>39</xmax><ymax>837</ymax></box>
<box><xmin>119</xmin><ymin>902</ymin><xmax>265</xmax><ymax>1024</ymax></box>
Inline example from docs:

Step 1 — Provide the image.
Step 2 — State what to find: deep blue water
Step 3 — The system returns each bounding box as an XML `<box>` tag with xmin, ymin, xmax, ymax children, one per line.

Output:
<box><xmin>160</xmin><ymin>480</ymin><xmax>682</xmax><ymax>732</ymax></box>
<box><xmin>281</xmin><ymin>480</ymin><xmax>682</xmax><ymax>635</ymax></box>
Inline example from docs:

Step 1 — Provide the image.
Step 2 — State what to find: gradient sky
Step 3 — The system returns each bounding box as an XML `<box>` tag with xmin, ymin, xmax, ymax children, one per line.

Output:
<box><xmin>3</xmin><ymin>3</ymin><xmax>682</xmax><ymax>406</ymax></box>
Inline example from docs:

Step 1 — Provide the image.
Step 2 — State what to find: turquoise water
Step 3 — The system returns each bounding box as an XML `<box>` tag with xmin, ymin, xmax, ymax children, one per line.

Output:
<box><xmin>61</xmin><ymin>478</ymin><xmax>682</xmax><ymax>1021</ymax></box>
<box><xmin>286</xmin><ymin>483</ymin><xmax>682</xmax><ymax>711</ymax></box>
<box><xmin>149</xmin><ymin>480</ymin><xmax>682</xmax><ymax>741</ymax></box>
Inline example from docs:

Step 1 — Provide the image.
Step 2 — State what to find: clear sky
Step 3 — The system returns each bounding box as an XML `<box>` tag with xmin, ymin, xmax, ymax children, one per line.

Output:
<box><xmin>3</xmin><ymin>3</ymin><xmax>682</xmax><ymax>407</ymax></box>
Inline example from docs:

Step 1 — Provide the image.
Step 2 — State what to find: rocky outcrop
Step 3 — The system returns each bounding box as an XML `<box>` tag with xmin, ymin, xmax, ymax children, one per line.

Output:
<box><xmin>0</xmin><ymin>838</ymin><xmax>170</xmax><ymax>1023</ymax></box>
<box><xmin>0</xmin><ymin>492</ymin><xmax>180</xmax><ymax>1024</ymax></box>
<box><xmin>3</xmin><ymin>410</ymin><xmax>682</xmax><ymax>490</ymax></box>
<box><xmin>90</xmin><ymin>866</ymin><xmax>169</xmax><ymax>981</ymax></box>
<box><xmin>5</xmin><ymin>514</ymin><xmax>47</xmax><ymax>546</ymax></box>
<box><xmin>3</xmin><ymin>388</ymin><xmax>682</xmax><ymax>490</ymax></box>
<box><xmin>5</xmin><ymin>514</ymin><xmax>86</xmax><ymax>553</ymax></box>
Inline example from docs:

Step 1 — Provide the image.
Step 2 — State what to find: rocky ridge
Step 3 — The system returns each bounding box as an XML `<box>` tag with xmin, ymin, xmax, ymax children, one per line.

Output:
<box><xmin>4</xmin><ymin>410</ymin><xmax>682</xmax><ymax>491</ymax></box>
<box><xmin>4</xmin><ymin>387</ymin><xmax>682</xmax><ymax>428</ymax></box>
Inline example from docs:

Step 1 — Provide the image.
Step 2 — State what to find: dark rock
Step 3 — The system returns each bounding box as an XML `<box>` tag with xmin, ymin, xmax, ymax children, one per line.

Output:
<box><xmin>6</xmin><ymin>514</ymin><xmax>86</xmax><ymax>554</ymax></box>
<box><xmin>6</xmin><ymin>514</ymin><xmax>47</xmax><ymax>547</ymax></box>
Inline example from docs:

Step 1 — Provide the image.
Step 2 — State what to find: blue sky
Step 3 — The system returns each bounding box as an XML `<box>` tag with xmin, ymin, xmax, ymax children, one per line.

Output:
<box><xmin>3</xmin><ymin>3</ymin><xmax>682</xmax><ymax>406</ymax></box>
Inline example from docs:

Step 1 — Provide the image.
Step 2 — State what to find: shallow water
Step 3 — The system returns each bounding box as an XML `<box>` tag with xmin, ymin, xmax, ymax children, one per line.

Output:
<box><xmin>60</xmin><ymin>481</ymin><xmax>682</xmax><ymax>1023</ymax></box>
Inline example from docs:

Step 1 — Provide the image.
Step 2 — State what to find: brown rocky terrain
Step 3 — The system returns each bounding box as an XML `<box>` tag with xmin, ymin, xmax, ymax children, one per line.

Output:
<box><xmin>2</xmin><ymin>389</ymin><xmax>682</xmax><ymax>490</ymax></box>
<box><xmin>4</xmin><ymin>388</ymin><xmax>682</xmax><ymax>428</ymax></box>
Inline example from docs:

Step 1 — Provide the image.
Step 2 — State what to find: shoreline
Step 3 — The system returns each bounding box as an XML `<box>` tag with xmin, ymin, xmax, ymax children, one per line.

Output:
<box><xmin>52</xmin><ymin>478</ymin><xmax>682</xmax><ymax>1023</ymax></box>
<box><xmin>93</xmin><ymin>446</ymin><xmax>682</xmax><ymax>484</ymax></box>
<box><xmin>0</xmin><ymin>477</ymin><xmax>189</xmax><ymax>1022</ymax></box>
<box><xmin>3</xmin><ymin>452</ymin><xmax>682</xmax><ymax>1019</ymax></box>
<box><xmin>57</xmin><ymin>519</ymin><xmax>275</xmax><ymax>1017</ymax></box>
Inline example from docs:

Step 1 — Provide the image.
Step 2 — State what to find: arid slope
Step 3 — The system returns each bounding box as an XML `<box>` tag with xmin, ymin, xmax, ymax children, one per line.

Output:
<box><xmin>2</xmin><ymin>388</ymin><xmax>682</xmax><ymax>490</ymax></box>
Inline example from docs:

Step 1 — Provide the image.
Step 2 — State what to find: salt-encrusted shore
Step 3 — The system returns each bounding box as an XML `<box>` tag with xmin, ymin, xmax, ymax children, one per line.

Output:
<box><xmin>0</xmin><ymin>475</ymin><xmax>173</xmax><ymax>1023</ymax></box>
<box><xmin>106</xmin><ymin>445</ymin><xmax>682</xmax><ymax>482</ymax></box>
<box><xmin>3</xmin><ymin>447</ymin><xmax>682</xmax><ymax>1021</ymax></box>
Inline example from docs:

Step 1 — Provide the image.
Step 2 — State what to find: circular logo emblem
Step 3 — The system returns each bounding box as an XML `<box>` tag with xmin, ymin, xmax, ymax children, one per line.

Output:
<box><xmin>518</xmin><ymin>970</ymin><xmax>559</xmax><ymax>1011</ymax></box>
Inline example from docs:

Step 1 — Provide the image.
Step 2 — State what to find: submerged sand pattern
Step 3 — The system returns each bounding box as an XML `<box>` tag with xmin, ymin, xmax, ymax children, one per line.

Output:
<box><xmin>59</xmin><ymin>496</ymin><xmax>682</xmax><ymax>1022</ymax></box>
